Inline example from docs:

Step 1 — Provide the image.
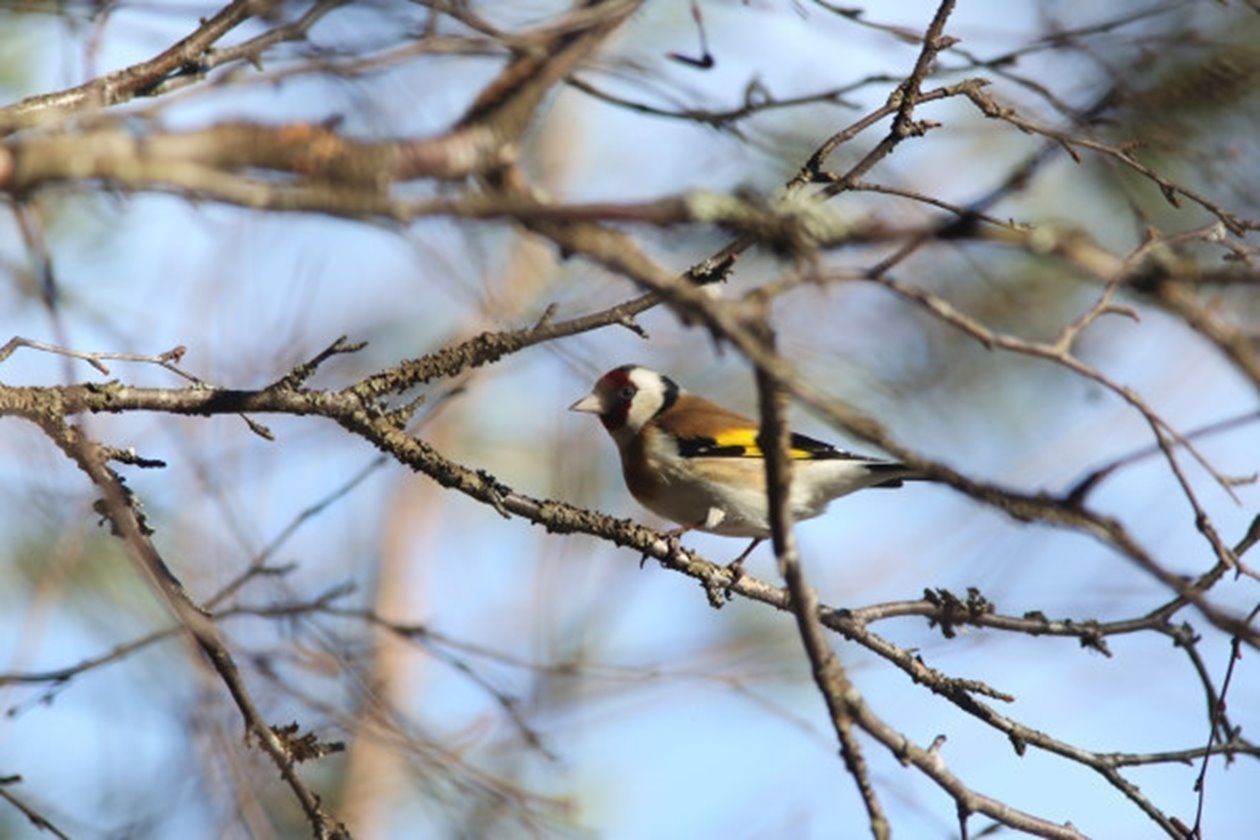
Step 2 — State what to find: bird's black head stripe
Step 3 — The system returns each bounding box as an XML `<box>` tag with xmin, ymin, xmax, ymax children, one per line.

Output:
<box><xmin>656</xmin><ymin>373</ymin><xmax>680</xmax><ymax>417</ymax></box>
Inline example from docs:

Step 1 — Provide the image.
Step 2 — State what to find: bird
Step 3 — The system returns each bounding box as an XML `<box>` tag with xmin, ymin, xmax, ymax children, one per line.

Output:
<box><xmin>570</xmin><ymin>364</ymin><xmax>923</xmax><ymax>568</ymax></box>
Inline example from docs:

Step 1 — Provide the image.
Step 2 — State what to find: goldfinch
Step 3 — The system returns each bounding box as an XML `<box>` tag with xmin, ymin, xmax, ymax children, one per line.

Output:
<box><xmin>570</xmin><ymin>364</ymin><xmax>922</xmax><ymax>565</ymax></box>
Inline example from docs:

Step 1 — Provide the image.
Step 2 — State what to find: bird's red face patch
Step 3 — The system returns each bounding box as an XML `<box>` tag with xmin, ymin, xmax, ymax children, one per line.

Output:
<box><xmin>595</xmin><ymin>367</ymin><xmax>638</xmax><ymax>431</ymax></box>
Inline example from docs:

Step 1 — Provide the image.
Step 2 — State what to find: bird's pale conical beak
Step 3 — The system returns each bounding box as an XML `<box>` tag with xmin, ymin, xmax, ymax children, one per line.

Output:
<box><xmin>569</xmin><ymin>393</ymin><xmax>604</xmax><ymax>414</ymax></box>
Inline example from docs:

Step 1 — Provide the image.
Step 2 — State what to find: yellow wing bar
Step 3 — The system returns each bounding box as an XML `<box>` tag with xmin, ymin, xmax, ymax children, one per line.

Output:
<box><xmin>679</xmin><ymin>428</ymin><xmax>843</xmax><ymax>460</ymax></box>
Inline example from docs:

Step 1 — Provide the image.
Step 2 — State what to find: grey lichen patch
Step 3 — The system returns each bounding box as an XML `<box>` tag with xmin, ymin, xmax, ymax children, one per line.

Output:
<box><xmin>684</xmin><ymin>189</ymin><xmax>861</xmax><ymax>254</ymax></box>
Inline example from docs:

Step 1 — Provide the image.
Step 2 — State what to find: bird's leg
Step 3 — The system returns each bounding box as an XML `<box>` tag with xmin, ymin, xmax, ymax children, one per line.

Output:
<box><xmin>724</xmin><ymin>537</ymin><xmax>761</xmax><ymax>591</ymax></box>
<box><xmin>641</xmin><ymin>524</ymin><xmax>693</xmax><ymax>568</ymax></box>
<box><xmin>664</xmin><ymin>525</ymin><xmax>689</xmax><ymax>557</ymax></box>
<box><xmin>641</xmin><ymin>509</ymin><xmax>728</xmax><ymax>569</ymax></box>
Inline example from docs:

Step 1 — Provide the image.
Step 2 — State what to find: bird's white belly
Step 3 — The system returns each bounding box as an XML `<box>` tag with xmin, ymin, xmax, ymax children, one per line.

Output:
<box><xmin>633</xmin><ymin>441</ymin><xmax>837</xmax><ymax>538</ymax></box>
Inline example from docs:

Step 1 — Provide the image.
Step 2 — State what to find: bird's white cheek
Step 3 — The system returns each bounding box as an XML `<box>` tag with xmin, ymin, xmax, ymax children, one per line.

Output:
<box><xmin>624</xmin><ymin>393</ymin><xmax>666</xmax><ymax>432</ymax></box>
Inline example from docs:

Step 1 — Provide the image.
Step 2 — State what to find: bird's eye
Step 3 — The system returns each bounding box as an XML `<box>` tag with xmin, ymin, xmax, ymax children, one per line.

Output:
<box><xmin>618</xmin><ymin>385</ymin><xmax>636</xmax><ymax>400</ymax></box>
